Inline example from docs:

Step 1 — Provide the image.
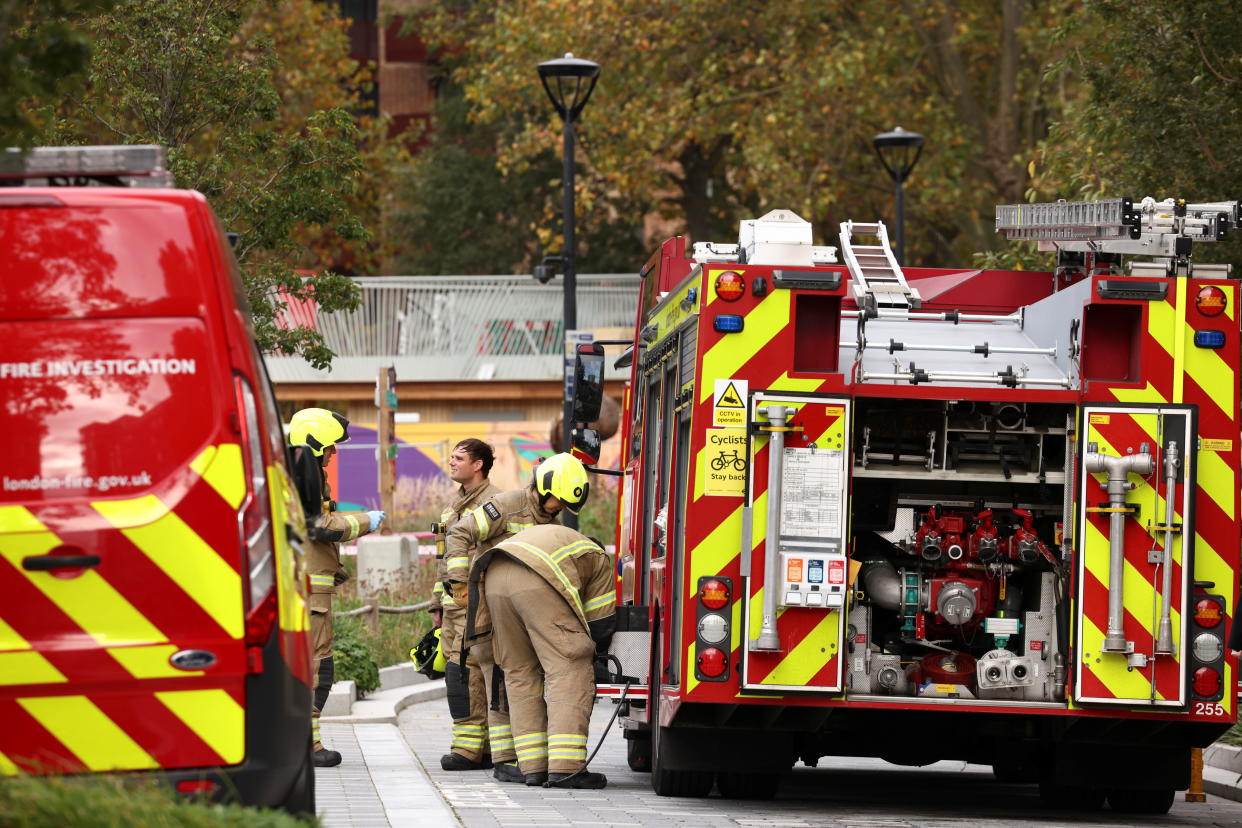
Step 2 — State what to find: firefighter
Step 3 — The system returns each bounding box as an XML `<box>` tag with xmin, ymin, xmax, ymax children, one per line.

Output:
<box><xmin>288</xmin><ymin>407</ymin><xmax>386</xmax><ymax>768</ymax></box>
<box><xmin>443</xmin><ymin>452</ymin><xmax>590</xmax><ymax>783</ymax></box>
<box><xmin>433</xmin><ymin>438</ymin><xmax>501</xmax><ymax>771</ymax></box>
<box><xmin>466</xmin><ymin>524</ymin><xmax>614</xmax><ymax>788</ymax></box>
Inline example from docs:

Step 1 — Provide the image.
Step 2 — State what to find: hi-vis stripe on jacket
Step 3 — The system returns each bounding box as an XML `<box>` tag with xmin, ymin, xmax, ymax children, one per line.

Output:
<box><xmin>434</xmin><ymin>480</ymin><xmax>500</xmax><ymax>607</ymax></box>
<box><xmin>443</xmin><ymin>486</ymin><xmax>555</xmax><ymax>586</ymax></box>
<box><xmin>306</xmin><ymin>470</ymin><xmax>371</xmax><ymax>604</ymax></box>
<box><xmin>467</xmin><ymin>524</ymin><xmax>616</xmax><ymax>645</ymax></box>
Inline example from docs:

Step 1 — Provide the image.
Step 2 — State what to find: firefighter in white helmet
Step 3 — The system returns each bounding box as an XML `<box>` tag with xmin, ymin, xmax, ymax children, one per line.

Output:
<box><xmin>433</xmin><ymin>438</ymin><xmax>501</xmax><ymax>771</ymax></box>
<box><xmin>443</xmin><ymin>452</ymin><xmax>589</xmax><ymax>783</ymax></box>
<box><xmin>466</xmin><ymin>523</ymin><xmax>614</xmax><ymax>788</ymax></box>
<box><xmin>289</xmin><ymin>407</ymin><xmax>386</xmax><ymax>767</ymax></box>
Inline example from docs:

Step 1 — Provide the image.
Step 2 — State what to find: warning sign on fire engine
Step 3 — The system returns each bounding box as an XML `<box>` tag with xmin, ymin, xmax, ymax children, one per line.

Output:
<box><xmin>704</xmin><ymin>428</ymin><xmax>747</xmax><ymax>496</ymax></box>
<box><xmin>713</xmin><ymin>379</ymin><xmax>747</xmax><ymax>427</ymax></box>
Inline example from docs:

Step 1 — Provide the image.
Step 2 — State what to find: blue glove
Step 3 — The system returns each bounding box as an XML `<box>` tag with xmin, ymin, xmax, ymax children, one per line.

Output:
<box><xmin>367</xmin><ymin>510</ymin><xmax>386</xmax><ymax>532</ymax></box>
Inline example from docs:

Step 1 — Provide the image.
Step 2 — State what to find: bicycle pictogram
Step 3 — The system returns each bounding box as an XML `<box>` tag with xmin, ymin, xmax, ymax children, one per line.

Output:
<box><xmin>710</xmin><ymin>449</ymin><xmax>747</xmax><ymax>472</ymax></box>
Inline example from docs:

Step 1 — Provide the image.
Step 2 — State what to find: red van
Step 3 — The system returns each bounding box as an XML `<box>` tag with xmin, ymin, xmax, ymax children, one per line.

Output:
<box><xmin>0</xmin><ymin>146</ymin><xmax>316</xmax><ymax>813</ymax></box>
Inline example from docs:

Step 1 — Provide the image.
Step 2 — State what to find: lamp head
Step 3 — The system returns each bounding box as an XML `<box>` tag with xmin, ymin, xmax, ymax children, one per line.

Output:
<box><xmin>537</xmin><ymin>53</ymin><xmax>600</xmax><ymax>122</ymax></box>
<box><xmin>872</xmin><ymin>126</ymin><xmax>925</xmax><ymax>183</ymax></box>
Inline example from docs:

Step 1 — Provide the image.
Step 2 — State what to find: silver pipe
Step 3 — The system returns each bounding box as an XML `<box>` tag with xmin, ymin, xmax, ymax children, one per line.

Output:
<box><xmin>1085</xmin><ymin>444</ymin><xmax>1154</xmax><ymax>652</ymax></box>
<box><xmin>752</xmin><ymin>405</ymin><xmax>788</xmax><ymax>652</ymax></box>
<box><xmin>862</xmin><ymin>342</ymin><xmax>1056</xmax><ymax>356</ymax></box>
<box><xmin>1155</xmin><ymin>441</ymin><xmax>1180</xmax><ymax>654</ymax></box>
<box><xmin>861</xmin><ymin>371</ymin><xmax>1071</xmax><ymax>387</ymax></box>
<box><xmin>842</xmin><ymin>310</ymin><xmax>1019</xmax><ymax>323</ymax></box>
<box><xmin>859</xmin><ymin>557</ymin><xmax>902</xmax><ymax>611</ymax></box>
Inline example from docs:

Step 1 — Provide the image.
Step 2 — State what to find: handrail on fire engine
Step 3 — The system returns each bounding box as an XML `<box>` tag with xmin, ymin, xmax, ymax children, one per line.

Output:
<box><xmin>842</xmin><ymin>308</ymin><xmax>1021</xmax><ymax>324</ymax></box>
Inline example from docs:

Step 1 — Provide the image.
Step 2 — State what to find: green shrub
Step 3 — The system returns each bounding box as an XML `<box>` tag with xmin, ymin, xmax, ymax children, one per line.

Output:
<box><xmin>333</xmin><ymin>620</ymin><xmax>380</xmax><ymax>695</ymax></box>
<box><xmin>0</xmin><ymin>775</ymin><xmax>314</xmax><ymax>828</ymax></box>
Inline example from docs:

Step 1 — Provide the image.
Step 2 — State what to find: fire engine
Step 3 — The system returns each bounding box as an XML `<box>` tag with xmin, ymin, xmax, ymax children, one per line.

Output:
<box><xmin>571</xmin><ymin>196</ymin><xmax>1241</xmax><ymax>813</ymax></box>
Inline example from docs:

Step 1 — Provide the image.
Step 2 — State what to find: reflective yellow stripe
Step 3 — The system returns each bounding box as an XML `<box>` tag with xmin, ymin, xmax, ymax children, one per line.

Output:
<box><xmin>0</xmin><ymin>510</ymin><xmax>167</xmax><ymax>647</ymax></box>
<box><xmin>0</xmin><ymin>615</ymin><xmax>29</xmax><ymax>651</ymax></box>
<box><xmin>19</xmin><ymin>696</ymin><xmax>158</xmax><ymax>771</ymax></box>
<box><xmin>474</xmin><ymin>510</ymin><xmax>490</xmax><ymax>534</ymax></box>
<box><xmin>507</xmin><ymin>522</ymin><xmax>533</xmax><ymax>534</ymax></box>
<box><xmin>0</xmin><ymin>505</ymin><xmax>47</xmax><ymax>534</ymax></box>
<box><xmin>93</xmin><ymin>496</ymin><xmax>244</xmax><ymax>639</ymax></box>
<box><xmin>506</xmin><ymin>541</ymin><xmax>584</xmax><ymax>620</ymax></box>
<box><xmin>189</xmin><ymin>444</ymin><xmax>245</xmax><ymax>509</ymax></box>
<box><xmin>584</xmin><ymin>592</ymin><xmax>616</xmax><ymax>612</ymax></box>
<box><xmin>343</xmin><ymin>514</ymin><xmax>362</xmax><ymax>540</ymax></box>
<box><xmin>157</xmin><ymin>689</ymin><xmax>244</xmax><ymax>764</ymax></box>
<box><xmin>108</xmin><ymin>644</ymin><xmax>200</xmax><ymax>679</ymax></box>
<box><xmin>0</xmin><ymin>651</ymin><xmax>67</xmax><ymax>685</ymax></box>
<box><xmin>0</xmin><ymin>749</ymin><xmax>18</xmax><ymax>776</ymax></box>
<box><xmin>309</xmin><ymin>574</ymin><xmax>335</xmax><ymax>587</ymax></box>
<box><xmin>552</xmin><ymin>539</ymin><xmax>597</xmax><ymax>562</ymax></box>
<box><xmin>445</xmin><ymin>556</ymin><xmax>469</xmax><ymax>569</ymax></box>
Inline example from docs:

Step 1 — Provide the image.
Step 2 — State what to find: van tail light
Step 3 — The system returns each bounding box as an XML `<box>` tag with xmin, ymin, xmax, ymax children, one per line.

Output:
<box><xmin>235</xmin><ymin>374</ymin><xmax>276</xmax><ymax>648</ymax></box>
<box><xmin>176</xmin><ymin>779</ymin><xmax>218</xmax><ymax>795</ymax></box>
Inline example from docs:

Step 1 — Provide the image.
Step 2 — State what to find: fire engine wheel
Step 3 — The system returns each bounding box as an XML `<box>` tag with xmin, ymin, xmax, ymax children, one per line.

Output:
<box><xmin>1037</xmin><ymin>780</ymin><xmax>1106</xmax><ymax>811</ymax></box>
<box><xmin>281</xmin><ymin>736</ymin><xmax>316</xmax><ymax>816</ymax></box>
<box><xmin>649</xmin><ymin>636</ymin><xmax>713</xmax><ymax>798</ymax></box>
<box><xmin>1106</xmin><ymin>787</ymin><xmax>1175</xmax><ymax>815</ymax></box>
<box><xmin>626</xmin><ymin>734</ymin><xmax>652</xmax><ymax>772</ymax></box>
<box><xmin>716</xmin><ymin>771</ymin><xmax>780</xmax><ymax>800</ymax></box>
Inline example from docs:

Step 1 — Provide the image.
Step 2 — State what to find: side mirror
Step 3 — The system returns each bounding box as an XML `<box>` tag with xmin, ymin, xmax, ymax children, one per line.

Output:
<box><xmin>572</xmin><ymin>342</ymin><xmax>605</xmax><ymax>424</ymax></box>
<box><xmin>570</xmin><ymin>427</ymin><xmax>602</xmax><ymax>466</ymax></box>
<box><xmin>289</xmin><ymin>444</ymin><xmax>323</xmax><ymax>524</ymax></box>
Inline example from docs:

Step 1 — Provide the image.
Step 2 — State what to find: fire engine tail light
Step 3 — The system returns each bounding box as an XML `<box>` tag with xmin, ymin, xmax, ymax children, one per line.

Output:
<box><xmin>700</xmin><ymin>578</ymin><xmax>730</xmax><ymax>609</ymax></box>
<box><xmin>1189</xmin><ymin>593</ymin><xmax>1226</xmax><ymax>700</ymax></box>
<box><xmin>1194</xmin><ymin>598</ymin><xmax>1223</xmax><ymax>628</ymax></box>
<box><xmin>1193</xmin><ymin>666</ymin><xmax>1222</xmax><ymax>698</ymax></box>
<box><xmin>235</xmin><ymin>374</ymin><xmax>278</xmax><ymax>650</ymax></box>
<box><xmin>715</xmin><ymin>271</ymin><xmax>746</xmax><ymax>301</ymax></box>
<box><xmin>697</xmin><ymin>647</ymin><xmax>728</xmax><ymax>678</ymax></box>
<box><xmin>1195</xmin><ymin>285</ymin><xmax>1227</xmax><ymax>317</ymax></box>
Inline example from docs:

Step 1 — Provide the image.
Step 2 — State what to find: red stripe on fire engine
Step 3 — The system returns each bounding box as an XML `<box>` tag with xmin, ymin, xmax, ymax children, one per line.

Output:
<box><xmin>1080</xmin><ymin>564</ymin><xmax>1180</xmax><ymax>700</ymax></box>
<box><xmin>0</xmin><ymin>699</ymin><xmax>83</xmax><ymax>774</ymax></box>
<box><xmin>93</xmin><ymin>692</ymin><xmax>226</xmax><ymax>768</ymax></box>
<box><xmin>170</xmin><ymin>476</ymin><xmax>245</xmax><ymax>574</ymax></box>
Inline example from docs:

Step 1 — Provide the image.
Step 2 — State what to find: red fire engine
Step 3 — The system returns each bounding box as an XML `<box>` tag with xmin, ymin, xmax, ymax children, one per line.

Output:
<box><xmin>574</xmin><ymin>197</ymin><xmax>1241</xmax><ymax>813</ymax></box>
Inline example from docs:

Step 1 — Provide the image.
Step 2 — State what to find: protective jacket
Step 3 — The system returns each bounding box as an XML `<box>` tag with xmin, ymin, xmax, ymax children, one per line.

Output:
<box><xmin>433</xmin><ymin>479</ymin><xmax>501</xmax><ymax>608</ymax></box>
<box><xmin>306</xmin><ymin>470</ymin><xmax>372</xmax><ymax>611</ymax></box>
<box><xmin>444</xmin><ymin>486</ymin><xmax>557</xmax><ymax>587</ymax></box>
<box><xmin>467</xmin><ymin>524</ymin><xmax>617</xmax><ymax>648</ymax></box>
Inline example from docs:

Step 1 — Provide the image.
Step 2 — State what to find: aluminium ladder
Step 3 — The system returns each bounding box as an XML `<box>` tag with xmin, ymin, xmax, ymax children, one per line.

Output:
<box><xmin>840</xmin><ymin>220</ymin><xmax>921</xmax><ymax>309</ymax></box>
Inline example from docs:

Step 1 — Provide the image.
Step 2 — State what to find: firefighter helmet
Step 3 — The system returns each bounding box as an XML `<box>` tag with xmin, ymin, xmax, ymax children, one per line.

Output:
<box><xmin>534</xmin><ymin>452</ymin><xmax>590</xmax><ymax>514</ymax></box>
<box><xmin>410</xmin><ymin>627</ymin><xmax>446</xmax><ymax>680</ymax></box>
<box><xmin>289</xmin><ymin>408</ymin><xmax>350</xmax><ymax>456</ymax></box>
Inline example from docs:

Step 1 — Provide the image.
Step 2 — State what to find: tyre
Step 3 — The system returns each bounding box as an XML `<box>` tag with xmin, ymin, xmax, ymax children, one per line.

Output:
<box><xmin>281</xmin><ymin>739</ymin><xmax>316</xmax><ymax>818</ymax></box>
<box><xmin>1107</xmin><ymin>787</ymin><xmax>1174</xmax><ymax>815</ymax></box>
<box><xmin>627</xmin><ymin>735</ymin><xmax>652</xmax><ymax>772</ymax></box>
<box><xmin>648</xmin><ymin>627</ymin><xmax>713</xmax><ymax>798</ymax></box>
<box><xmin>717</xmin><ymin>771</ymin><xmax>780</xmax><ymax>800</ymax></box>
<box><xmin>1038</xmin><ymin>780</ymin><xmax>1105</xmax><ymax>811</ymax></box>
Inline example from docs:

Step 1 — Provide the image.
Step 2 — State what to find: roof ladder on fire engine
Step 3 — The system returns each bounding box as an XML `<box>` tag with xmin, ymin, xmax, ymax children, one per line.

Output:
<box><xmin>839</xmin><ymin>220</ymin><xmax>922</xmax><ymax>309</ymax></box>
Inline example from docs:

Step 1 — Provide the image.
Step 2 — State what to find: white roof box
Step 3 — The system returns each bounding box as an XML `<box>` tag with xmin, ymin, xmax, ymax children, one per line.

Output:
<box><xmin>739</xmin><ymin>209</ymin><xmax>814</xmax><ymax>266</ymax></box>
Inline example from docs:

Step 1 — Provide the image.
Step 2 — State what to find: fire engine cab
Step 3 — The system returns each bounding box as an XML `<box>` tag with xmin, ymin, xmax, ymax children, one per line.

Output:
<box><xmin>574</xmin><ymin>197</ymin><xmax>1241</xmax><ymax>812</ymax></box>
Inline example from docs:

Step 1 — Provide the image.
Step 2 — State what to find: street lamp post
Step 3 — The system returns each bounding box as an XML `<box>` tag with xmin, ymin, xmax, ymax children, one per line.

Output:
<box><xmin>538</xmin><ymin>52</ymin><xmax>599</xmax><ymax>529</ymax></box>
<box><xmin>872</xmin><ymin>126</ymin><xmax>925</xmax><ymax>265</ymax></box>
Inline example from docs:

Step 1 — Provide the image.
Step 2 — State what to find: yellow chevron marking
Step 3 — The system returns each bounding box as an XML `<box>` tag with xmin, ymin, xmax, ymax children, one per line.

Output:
<box><xmin>1147</xmin><ymin>298</ymin><xmax>1175</xmax><ymax>358</ymax></box>
<box><xmin>156</xmin><ymin>689</ymin><xmax>244</xmax><ymax>764</ymax></box>
<box><xmin>19</xmin><ymin>696</ymin><xmax>158</xmax><ymax>771</ymax></box>
<box><xmin>0</xmin><ymin>652</ymin><xmax>67</xmax><ymax>685</ymax></box>
<box><xmin>694</xmin><ymin>445</ymin><xmax>705</xmax><ymax>501</ymax></box>
<box><xmin>758</xmin><ymin>610</ymin><xmax>839</xmax><ymax>686</ymax></box>
<box><xmin>1082</xmin><ymin>520</ymin><xmax>1154</xmax><ymax>640</ymax></box>
<box><xmin>191</xmin><ymin>443</ymin><xmax>246</xmax><ymax>509</ymax></box>
<box><xmin>0</xmin><ymin>530</ymin><xmax>166</xmax><ymax>648</ymax></box>
<box><xmin>108</xmin><ymin>644</ymin><xmax>201</xmax><ymax>679</ymax></box>
<box><xmin>0</xmin><ymin>749</ymin><xmax>18</xmax><ymax>776</ymax></box>
<box><xmin>1184</xmin><ymin>334</ymin><xmax>1236</xmax><ymax>422</ymax></box>
<box><xmin>1198</xmin><ymin>449</ymin><xmax>1235</xmax><ymax>521</ymax></box>
<box><xmin>1111</xmin><ymin>382</ymin><xmax>1167</xmax><ymax>405</ymax></box>
<box><xmin>689</xmin><ymin>505</ymin><xmax>745</xmax><ymax>586</ymax></box>
<box><xmin>0</xmin><ymin>505</ymin><xmax>47</xmax><ymax>534</ymax></box>
<box><xmin>0</xmin><ymin>615</ymin><xmax>29</xmax><ymax>651</ymax></box>
<box><xmin>769</xmin><ymin>373</ymin><xmax>825</xmax><ymax>393</ymax></box>
<box><xmin>1173</xmin><ymin>279</ymin><xmax>1187</xmax><ymax>402</ymax></box>
<box><xmin>93</xmin><ymin>496</ymin><xmax>243</xmax><ymax>639</ymax></box>
<box><xmin>685</xmin><ymin>641</ymin><xmax>699</xmax><ymax>696</ymax></box>
<box><xmin>1079</xmin><ymin>615</ymin><xmax>1165</xmax><ymax>701</ymax></box>
<box><xmin>700</xmin><ymin>291</ymin><xmax>791</xmax><ymax>403</ymax></box>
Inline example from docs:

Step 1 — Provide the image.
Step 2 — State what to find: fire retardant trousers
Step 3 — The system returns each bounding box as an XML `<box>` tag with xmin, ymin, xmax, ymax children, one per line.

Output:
<box><xmin>310</xmin><ymin>605</ymin><xmax>333</xmax><ymax>752</ymax></box>
<box><xmin>486</xmin><ymin>555</ymin><xmax>596</xmax><ymax>775</ymax></box>
<box><xmin>440</xmin><ymin>603</ymin><xmax>494</xmax><ymax>762</ymax></box>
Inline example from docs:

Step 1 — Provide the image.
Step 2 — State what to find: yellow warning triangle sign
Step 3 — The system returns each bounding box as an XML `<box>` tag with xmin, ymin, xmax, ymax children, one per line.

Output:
<box><xmin>717</xmin><ymin>382</ymin><xmax>745</xmax><ymax>408</ymax></box>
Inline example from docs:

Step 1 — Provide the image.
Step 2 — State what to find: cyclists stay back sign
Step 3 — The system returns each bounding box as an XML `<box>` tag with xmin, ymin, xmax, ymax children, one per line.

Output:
<box><xmin>705</xmin><ymin>428</ymin><xmax>747</xmax><ymax>496</ymax></box>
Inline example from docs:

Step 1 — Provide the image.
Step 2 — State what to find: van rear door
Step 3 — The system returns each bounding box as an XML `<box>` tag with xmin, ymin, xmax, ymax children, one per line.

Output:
<box><xmin>0</xmin><ymin>191</ymin><xmax>250</xmax><ymax>775</ymax></box>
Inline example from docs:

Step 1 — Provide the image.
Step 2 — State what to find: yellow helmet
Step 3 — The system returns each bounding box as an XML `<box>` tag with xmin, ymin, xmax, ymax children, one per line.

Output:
<box><xmin>289</xmin><ymin>408</ymin><xmax>350</xmax><ymax>456</ymax></box>
<box><xmin>534</xmin><ymin>452</ymin><xmax>590</xmax><ymax>514</ymax></box>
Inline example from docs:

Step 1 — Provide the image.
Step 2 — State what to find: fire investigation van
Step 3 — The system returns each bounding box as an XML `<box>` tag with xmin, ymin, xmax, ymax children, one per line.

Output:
<box><xmin>572</xmin><ymin>197</ymin><xmax>1242</xmax><ymax>813</ymax></box>
<box><xmin>0</xmin><ymin>146</ymin><xmax>316</xmax><ymax>813</ymax></box>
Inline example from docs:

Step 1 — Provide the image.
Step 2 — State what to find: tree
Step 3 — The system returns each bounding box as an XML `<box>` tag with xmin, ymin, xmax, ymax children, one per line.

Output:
<box><xmin>38</xmin><ymin>0</ymin><xmax>382</xmax><ymax>368</ymax></box>
<box><xmin>413</xmin><ymin>0</ymin><xmax>1073</xmax><ymax>266</ymax></box>
<box><xmin>0</xmin><ymin>0</ymin><xmax>113</xmax><ymax>145</ymax></box>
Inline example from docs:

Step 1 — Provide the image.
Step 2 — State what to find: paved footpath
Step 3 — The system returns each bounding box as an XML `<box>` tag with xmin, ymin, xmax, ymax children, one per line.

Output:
<box><xmin>318</xmin><ymin>694</ymin><xmax>1242</xmax><ymax>828</ymax></box>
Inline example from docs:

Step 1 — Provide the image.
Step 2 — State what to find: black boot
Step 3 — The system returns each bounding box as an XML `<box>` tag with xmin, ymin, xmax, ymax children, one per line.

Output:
<box><xmin>493</xmin><ymin>761</ymin><xmax>525</xmax><ymax>783</ymax></box>
<box><xmin>547</xmin><ymin>770</ymin><xmax>607</xmax><ymax>789</ymax></box>
<box><xmin>524</xmin><ymin>771</ymin><xmax>548</xmax><ymax>786</ymax></box>
<box><xmin>441</xmin><ymin>752</ymin><xmax>487</xmax><ymax>771</ymax></box>
<box><xmin>313</xmin><ymin>748</ymin><xmax>342</xmax><ymax>768</ymax></box>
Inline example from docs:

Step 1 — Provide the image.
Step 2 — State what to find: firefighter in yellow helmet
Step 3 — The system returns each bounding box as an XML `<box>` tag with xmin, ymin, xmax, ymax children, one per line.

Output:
<box><xmin>466</xmin><ymin>523</ymin><xmax>614</xmax><ymax>788</ymax></box>
<box><xmin>289</xmin><ymin>407</ymin><xmax>386</xmax><ymax>768</ymax></box>
<box><xmin>443</xmin><ymin>452</ymin><xmax>589</xmax><ymax>783</ymax></box>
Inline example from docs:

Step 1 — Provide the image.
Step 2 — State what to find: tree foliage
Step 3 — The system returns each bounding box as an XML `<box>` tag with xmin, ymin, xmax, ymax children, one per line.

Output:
<box><xmin>34</xmin><ymin>0</ymin><xmax>402</xmax><ymax>368</ymax></box>
<box><xmin>414</xmin><ymin>0</ymin><xmax>1073</xmax><ymax>267</ymax></box>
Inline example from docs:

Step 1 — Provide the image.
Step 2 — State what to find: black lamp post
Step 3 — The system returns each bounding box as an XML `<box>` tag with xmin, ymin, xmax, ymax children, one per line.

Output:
<box><xmin>872</xmin><ymin>126</ymin><xmax>924</xmax><ymax>265</ymax></box>
<box><xmin>538</xmin><ymin>52</ymin><xmax>599</xmax><ymax>528</ymax></box>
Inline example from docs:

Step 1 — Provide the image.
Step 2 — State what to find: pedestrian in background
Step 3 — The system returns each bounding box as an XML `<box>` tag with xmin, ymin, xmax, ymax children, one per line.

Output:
<box><xmin>467</xmin><ymin>523</ymin><xmax>614</xmax><ymax>789</ymax></box>
<box><xmin>289</xmin><ymin>408</ymin><xmax>386</xmax><ymax>768</ymax></box>
<box><xmin>444</xmin><ymin>452</ymin><xmax>590</xmax><ymax>783</ymax></box>
<box><xmin>433</xmin><ymin>439</ymin><xmax>501</xmax><ymax>771</ymax></box>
